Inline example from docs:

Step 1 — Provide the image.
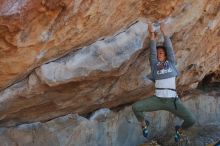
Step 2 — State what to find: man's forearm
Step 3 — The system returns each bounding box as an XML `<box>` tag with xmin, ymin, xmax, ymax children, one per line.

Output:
<box><xmin>149</xmin><ymin>35</ymin><xmax>157</xmax><ymax>65</ymax></box>
<box><xmin>148</xmin><ymin>24</ymin><xmax>157</xmax><ymax>65</ymax></box>
<box><xmin>164</xmin><ymin>35</ymin><xmax>175</xmax><ymax>62</ymax></box>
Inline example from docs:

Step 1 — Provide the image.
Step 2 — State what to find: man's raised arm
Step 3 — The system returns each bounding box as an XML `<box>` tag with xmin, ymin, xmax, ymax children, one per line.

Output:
<box><xmin>160</xmin><ymin>23</ymin><xmax>176</xmax><ymax>63</ymax></box>
<box><xmin>148</xmin><ymin>24</ymin><xmax>157</xmax><ymax>66</ymax></box>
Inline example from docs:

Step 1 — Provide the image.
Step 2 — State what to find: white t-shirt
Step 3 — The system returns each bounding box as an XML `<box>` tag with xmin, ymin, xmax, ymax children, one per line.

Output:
<box><xmin>155</xmin><ymin>77</ymin><xmax>177</xmax><ymax>98</ymax></box>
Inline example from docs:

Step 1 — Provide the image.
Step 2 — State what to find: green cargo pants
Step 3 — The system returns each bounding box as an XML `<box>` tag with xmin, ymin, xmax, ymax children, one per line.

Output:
<box><xmin>132</xmin><ymin>96</ymin><xmax>196</xmax><ymax>129</ymax></box>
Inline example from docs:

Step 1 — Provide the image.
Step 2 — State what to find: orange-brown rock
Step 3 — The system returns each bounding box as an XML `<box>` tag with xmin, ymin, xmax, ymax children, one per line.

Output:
<box><xmin>0</xmin><ymin>0</ymin><xmax>220</xmax><ymax>127</ymax></box>
<box><xmin>0</xmin><ymin>0</ymin><xmax>179</xmax><ymax>90</ymax></box>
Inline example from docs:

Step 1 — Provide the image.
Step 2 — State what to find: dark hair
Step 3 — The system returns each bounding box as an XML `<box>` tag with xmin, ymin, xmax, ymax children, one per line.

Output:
<box><xmin>156</xmin><ymin>46</ymin><xmax>167</xmax><ymax>56</ymax></box>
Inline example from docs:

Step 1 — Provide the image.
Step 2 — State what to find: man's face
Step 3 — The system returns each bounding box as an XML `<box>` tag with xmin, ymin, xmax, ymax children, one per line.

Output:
<box><xmin>157</xmin><ymin>48</ymin><xmax>166</xmax><ymax>62</ymax></box>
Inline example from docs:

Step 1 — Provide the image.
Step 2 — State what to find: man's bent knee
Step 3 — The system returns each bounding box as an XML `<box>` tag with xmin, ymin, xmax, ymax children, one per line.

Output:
<box><xmin>183</xmin><ymin>114</ymin><xmax>196</xmax><ymax>129</ymax></box>
<box><xmin>189</xmin><ymin>115</ymin><xmax>196</xmax><ymax>126</ymax></box>
<box><xmin>132</xmin><ymin>103</ymin><xmax>139</xmax><ymax>112</ymax></box>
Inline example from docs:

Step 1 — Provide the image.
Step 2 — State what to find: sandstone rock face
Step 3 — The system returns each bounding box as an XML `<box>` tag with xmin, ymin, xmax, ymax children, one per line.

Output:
<box><xmin>0</xmin><ymin>0</ymin><xmax>178</xmax><ymax>90</ymax></box>
<box><xmin>0</xmin><ymin>91</ymin><xmax>219</xmax><ymax>146</ymax></box>
<box><xmin>0</xmin><ymin>0</ymin><xmax>220</xmax><ymax>128</ymax></box>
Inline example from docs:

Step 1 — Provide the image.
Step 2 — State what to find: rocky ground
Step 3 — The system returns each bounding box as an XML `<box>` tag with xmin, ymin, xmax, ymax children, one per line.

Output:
<box><xmin>140</xmin><ymin>124</ymin><xmax>220</xmax><ymax>146</ymax></box>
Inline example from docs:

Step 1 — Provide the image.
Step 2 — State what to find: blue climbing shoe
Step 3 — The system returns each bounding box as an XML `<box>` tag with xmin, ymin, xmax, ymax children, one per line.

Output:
<box><xmin>143</xmin><ymin>126</ymin><xmax>148</xmax><ymax>138</ymax></box>
<box><xmin>174</xmin><ymin>125</ymin><xmax>181</xmax><ymax>142</ymax></box>
<box><xmin>142</xmin><ymin>120</ymin><xmax>150</xmax><ymax>138</ymax></box>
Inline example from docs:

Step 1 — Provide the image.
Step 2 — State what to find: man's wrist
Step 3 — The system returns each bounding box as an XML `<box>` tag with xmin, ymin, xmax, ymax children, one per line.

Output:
<box><xmin>150</xmin><ymin>36</ymin><xmax>155</xmax><ymax>40</ymax></box>
<box><xmin>161</xmin><ymin>31</ymin><xmax>168</xmax><ymax>36</ymax></box>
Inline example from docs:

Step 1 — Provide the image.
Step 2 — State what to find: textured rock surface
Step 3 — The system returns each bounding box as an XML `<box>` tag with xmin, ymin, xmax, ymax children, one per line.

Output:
<box><xmin>0</xmin><ymin>0</ymin><xmax>179</xmax><ymax>90</ymax></box>
<box><xmin>0</xmin><ymin>0</ymin><xmax>220</xmax><ymax>128</ymax></box>
<box><xmin>0</xmin><ymin>91</ymin><xmax>219</xmax><ymax>146</ymax></box>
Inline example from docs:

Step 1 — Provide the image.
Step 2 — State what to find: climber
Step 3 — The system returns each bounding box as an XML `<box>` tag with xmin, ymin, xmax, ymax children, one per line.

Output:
<box><xmin>132</xmin><ymin>22</ymin><xmax>196</xmax><ymax>142</ymax></box>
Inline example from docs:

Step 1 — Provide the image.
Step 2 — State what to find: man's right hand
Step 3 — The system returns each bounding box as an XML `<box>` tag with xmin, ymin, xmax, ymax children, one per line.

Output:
<box><xmin>160</xmin><ymin>22</ymin><xmax>170</xmax><ymax>36</ymax></box>
<box><xmin>148</xmin><ymin>23</ymin><xmax>154</xmax><ymax>33</ymax></box>
<box><xmin>148</xmin><ymin>23</ymin><xmax>155</xmax><ymax>40</ymax></box>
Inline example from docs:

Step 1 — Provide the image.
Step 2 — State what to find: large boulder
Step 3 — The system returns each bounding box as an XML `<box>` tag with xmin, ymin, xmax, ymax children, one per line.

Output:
<box><xmin>0</xmin><ymin>0</ymin><xmax>219</xmax><ymax>127</ymax></box>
